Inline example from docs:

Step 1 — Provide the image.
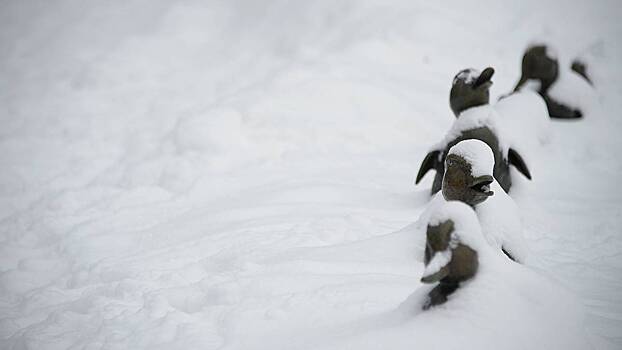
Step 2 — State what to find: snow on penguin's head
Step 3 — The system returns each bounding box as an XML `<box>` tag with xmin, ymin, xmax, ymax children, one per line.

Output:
<box><xmin>450</xmin><ymin>67</ymin><xmax>495</xmax><ymax>117</ymax></box>
<box><xmin>442</xmin><ymin>140</ymin><xmax>495</xmax><ymax>207</ymax></box>
<box><xmin>447</xmin><ymin>139</ymin><xmax>495</xmax><ymax>177</ymax></box>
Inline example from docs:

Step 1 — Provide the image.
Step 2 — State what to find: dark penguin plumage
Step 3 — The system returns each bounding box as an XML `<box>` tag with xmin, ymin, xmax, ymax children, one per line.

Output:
<box><xmin>415</xmin><ymin>68</ymin><xmax>531</xmax><ymax>195</ymax></box>
<box><xmin>513</xmin><ymin>44</ymin><xmax>588</xmax><ymax>119</ymax></box>
<box><xmin>421</xmin><ymin>217</ymin><xmax>478</xmax><ymax>309</ymax></box>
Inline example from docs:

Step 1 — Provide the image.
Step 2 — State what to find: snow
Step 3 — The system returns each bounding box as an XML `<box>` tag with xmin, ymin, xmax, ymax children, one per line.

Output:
<box><xmin>321</xmin><ymin>247</ymin><xmax>598</xmax><ymax>350</ymax></box>
<box><xmin>495</xmin><ymin>89</ymin><xmax>551</xmax><ymax>158</ymax></box>
<box><xmin>453</xmin><ymin>68</ymin><xmax>480</xmax><ymax>85</ymax></box>
<box><xmin>549</xmin><ymin>69</ymin><xmax>598</xmax><ymax>113</ymax></box>
<box><xmin>447</xmin><ymin>139</ymin><xmax>496</xmax><ymax>177</ymax></box>
<box><xmin>516</xmin><ymin>78</ymin><xmax>543</xmax><ymax>92</ymax></box>
<box><xmin>437</xmin><ymin>89</ymin><xmax>551</xmax><ymax>165</ymax></box>
<box><xmin>476</xmin><ymin>181</ymin><xmax>529</xmax><ymax>262</ymax></box>
<box><xmin>1</xmin><ymin>0</ymin><xmax>622</xmax><ymax>349</ymax></box>
<box><xmin>433</xmin><ymin>104</ymin><xmax>510</xmax><ymax>156</ymax></box>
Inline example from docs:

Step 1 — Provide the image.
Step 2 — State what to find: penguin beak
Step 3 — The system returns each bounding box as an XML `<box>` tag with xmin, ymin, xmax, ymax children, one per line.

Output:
<box><xmin>421</xmin><ymin>263</ymin><xmax>450</xmax><ymax>283</ymax></box>
<box><xmin>470</xmin><ymin>175</ymin><xmax>494</xmax><ymax>197</ymax></box>
<box><xmin>474</xmin><ymin>67</ymin><xmax>495</xmax><ymax>89</ymax></box>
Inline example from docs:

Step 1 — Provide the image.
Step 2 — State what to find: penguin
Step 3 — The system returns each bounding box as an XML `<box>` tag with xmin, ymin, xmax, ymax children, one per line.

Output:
<box><xmin>420</xmin><ymin>203</ymin><xmax>479</xmax><ymax>309</ymax></box>
<box><xmin>513</xmin><ymin>44</ymin><xmax>593</xmax><ymax>119</ymax></box>
<box><xmin>423</xmin><ymin>139</ymin><xmax>528</xmax><ymax>263</ymax></box>
<box><xmin>415</xmin><ymin>67</ymin><xmax>531</xmax><ymax>195</ymax></box>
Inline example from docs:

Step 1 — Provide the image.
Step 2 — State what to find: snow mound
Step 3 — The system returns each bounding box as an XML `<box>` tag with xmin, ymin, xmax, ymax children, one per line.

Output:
<box><xmin>434</xmin><ymin>104</ymin><xmax>510</xmax><ymax>157</ymax></box>
<box><xmin>495</xmin><ymin>89</ymin><xmax>552</xmax><ymax>157</ymax></box>
<box><xmin>320</xmin><ymin>248</ymin><xmax>595</xmax><ymax>350</ymax></box>
<box><xmin>476</xmin><ymin>181</ymin><xmax>529</xmax><ymax>262</ymax></box>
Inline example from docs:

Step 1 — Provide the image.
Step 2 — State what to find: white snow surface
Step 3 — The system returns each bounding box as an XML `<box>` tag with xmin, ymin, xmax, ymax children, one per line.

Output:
<box><xmin>1</xmin><ymin>0</ymin><xmax>622</xmax><ymax>349</ymax></box>
<box><xmin>447</xmin><ymin>139</ymin><xmax>495</xmax><ymax>177</ymax></box>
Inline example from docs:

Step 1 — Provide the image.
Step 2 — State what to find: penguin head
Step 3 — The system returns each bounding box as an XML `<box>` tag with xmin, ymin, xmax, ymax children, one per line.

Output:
<box><xmin>449</xmin><ymin>67</ymin><xmax>495</xmax><ymax>117</ymax></box>
<box><xmin>421</xmin><ymin>202</ymin><xmax>480</xmax><ymax>284</ymax></box>
<box><xmin>516</xmin><ymin>44</ymin><xmax>559</xmax><ymax>92</ymax></box>
<box><xmin>442</xmin><ymin>140</ymin><xmax>495</xmax><ymax>207</ymax></box>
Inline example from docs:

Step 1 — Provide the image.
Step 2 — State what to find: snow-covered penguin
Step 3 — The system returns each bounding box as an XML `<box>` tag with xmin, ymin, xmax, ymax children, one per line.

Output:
<box><xmin>420</xmin><ymin>202</ymin><xmax>480</xmax><ymax>309</ymax></box>
<box><xmin>415</xmin><ymin>68</ymin><xmax>531</xmax><ymax>194</ymax></box>
<box><xmin>423</xmin><ymin>139</ymin><xmax>528</xmax><ymax>263</ymax></box>
<box><xmin>513</xmin><ymin>44</ymin><xmax>594</xmax><ymax>119</ymax></box>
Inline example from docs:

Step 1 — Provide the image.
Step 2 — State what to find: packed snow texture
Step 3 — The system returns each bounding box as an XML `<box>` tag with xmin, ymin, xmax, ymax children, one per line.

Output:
<box><xmin>447</xmin><ymin>139</ymin><xmax>495</xmax><ymax>177</ymax></box>
<box><xmin>1</xmin><ymin>0</ymin><xmax>621</xmax><ymax>349</ymax></box>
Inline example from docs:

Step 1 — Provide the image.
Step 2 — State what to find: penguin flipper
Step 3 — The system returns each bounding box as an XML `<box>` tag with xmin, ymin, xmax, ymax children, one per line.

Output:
<box><xmin>571</xmin><ymin>59</ymin><xmax>592</xmax><ymax>85</ymax></box>
<box><xmin>544</xmin><ymin>96</ymin><xmax>583</xmax><ymax>119</ymax></box>
<box><xmin>415</xmin><ymin>150</ymin><xmax>441</xmax><ymax>184</ymax></box>
<box><xmin>508</xmin><ymin>148</ymin><xmax>532</xmax><ymax>180</ymax></box>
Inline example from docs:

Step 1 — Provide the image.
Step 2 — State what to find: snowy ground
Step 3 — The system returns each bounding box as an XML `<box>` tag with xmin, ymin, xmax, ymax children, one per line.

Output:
<box><xmin>1</xmin><ymin>0</ymin><xmax>622</xmax><ymax>349</ymax></box>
